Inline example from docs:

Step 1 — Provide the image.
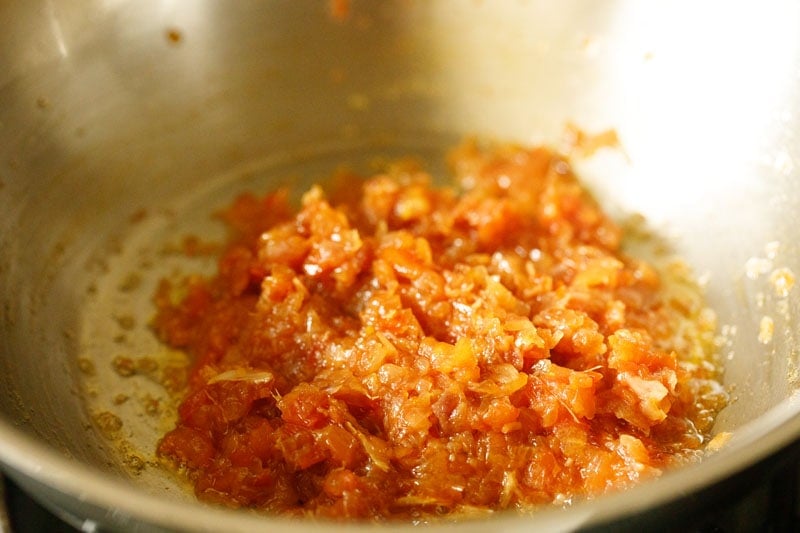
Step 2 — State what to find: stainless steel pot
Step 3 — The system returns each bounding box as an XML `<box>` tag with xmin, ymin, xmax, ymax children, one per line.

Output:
<box><xmin>1</xmin><ymin>1</ymin><xmax>800</xmax><ymax>531</ymax></box>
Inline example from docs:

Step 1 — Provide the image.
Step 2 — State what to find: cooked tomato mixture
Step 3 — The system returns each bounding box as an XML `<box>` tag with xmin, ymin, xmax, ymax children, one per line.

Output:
<box><xmin>154</xmin><ymin>141</ymin><xmax>726</xmax><ymax>520</ymax></box>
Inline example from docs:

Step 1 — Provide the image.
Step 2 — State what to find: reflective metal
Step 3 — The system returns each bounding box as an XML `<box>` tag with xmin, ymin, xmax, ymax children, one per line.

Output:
<box><xmin>1</xmin><ymin>1</ymin><xmax>799</xmax><ymax>530</ymax></box>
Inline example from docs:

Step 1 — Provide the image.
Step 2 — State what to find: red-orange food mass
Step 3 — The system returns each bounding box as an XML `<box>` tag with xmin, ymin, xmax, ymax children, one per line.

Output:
<box><xmin>154</xmin><ymin>141</ymin><xmax>726</xmax><ymax>520</ymax></box>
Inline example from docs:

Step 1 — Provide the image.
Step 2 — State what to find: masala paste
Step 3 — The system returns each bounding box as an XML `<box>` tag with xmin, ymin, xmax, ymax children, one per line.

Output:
<box><xmin>154</xmin><ymin>141</ymin><xmax>726</xmax><ymax>519</ymax></box>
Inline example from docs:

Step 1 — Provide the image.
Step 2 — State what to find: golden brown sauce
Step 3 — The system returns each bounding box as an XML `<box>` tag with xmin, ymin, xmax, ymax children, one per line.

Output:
<box><xmin>154</xmin><ymin>141</ymin><xmax>726</xmax><ymax>519</ymax></box>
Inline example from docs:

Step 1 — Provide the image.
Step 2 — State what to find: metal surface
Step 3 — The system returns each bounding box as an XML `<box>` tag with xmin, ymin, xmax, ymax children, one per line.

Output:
<box><xmin>0</xmin><ymin>0</ymin><xmax>799</xmax><ymax>531</ymax></box>
<box><xmin>0</xmin><ymin>474</ymin><xmax>10</xmax><ymax>533</ymax></box>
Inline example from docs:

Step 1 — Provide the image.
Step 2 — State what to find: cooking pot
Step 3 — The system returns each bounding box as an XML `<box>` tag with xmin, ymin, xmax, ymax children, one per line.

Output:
<box><xmin>1</xmin><ymin>1</ymin><xmax>800</xmax><ymax>531</ymax></box>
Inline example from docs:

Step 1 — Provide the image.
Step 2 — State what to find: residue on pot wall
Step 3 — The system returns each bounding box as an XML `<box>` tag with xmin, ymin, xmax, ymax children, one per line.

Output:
<box><xmin>734</xmin><ymin>240</ymin><xmax>800</xmax><ymax>393</ymax></box>
<box><xmin>741</xmin><ymin>242</ymin><xmax>796</xmax><ymax>338</ymax></box>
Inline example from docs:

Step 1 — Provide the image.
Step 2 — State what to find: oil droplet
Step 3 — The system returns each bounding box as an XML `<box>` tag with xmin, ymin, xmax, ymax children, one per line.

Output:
<box><xmin>769</xmin><ymin>267</ymin><xmax>795</xmax><ymax>298</ymax></box>
<box><xmin>758</xmin><ymin>316</ymin><xmax>774</xmax><ymax>345</ymax></box>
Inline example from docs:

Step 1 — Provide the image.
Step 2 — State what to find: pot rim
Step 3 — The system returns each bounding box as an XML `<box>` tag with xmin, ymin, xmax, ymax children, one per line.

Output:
<box><xmin>1</xmin><ymin>393</ymin><xmax>799</xmax><ymax>532</ymax></box>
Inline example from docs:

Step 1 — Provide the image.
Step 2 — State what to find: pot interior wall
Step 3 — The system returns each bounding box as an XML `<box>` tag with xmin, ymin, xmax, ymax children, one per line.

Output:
<box><xmin>1</xmin><ymin>0</ymin><xmax>800</xmax><ymax>526</ymax></box>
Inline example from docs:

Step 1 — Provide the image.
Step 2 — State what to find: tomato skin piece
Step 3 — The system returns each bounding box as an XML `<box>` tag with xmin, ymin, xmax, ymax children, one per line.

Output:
<box><xmin>158</xmin><ymin>426</ymin><xmax>215</xmax><ymax>470</ymax></box>
<box><xmin>325</xmin><ymin>468</ymin><xmax>359</xmax><ymax>496</ymax></box>
<box><xmin>276</xmin><ymin>425</ymin><xmax>327</xmax><ymax>471</ymax></box>
<box><xmin>279</xmin><ymin>384</ymin><xmax>332</xmax><ymax>429</ymax></box>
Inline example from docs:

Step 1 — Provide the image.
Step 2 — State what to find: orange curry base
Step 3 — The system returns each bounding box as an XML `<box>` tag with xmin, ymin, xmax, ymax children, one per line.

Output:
<box><xmin>154</xmin><ymin>141</ymin><xmax>726</xmax><ymax>519</ymax></box>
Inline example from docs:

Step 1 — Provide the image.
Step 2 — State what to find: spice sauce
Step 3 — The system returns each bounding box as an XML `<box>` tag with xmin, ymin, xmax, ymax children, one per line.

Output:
<box><xmin>154</xmin><ymin>141</ymin><xmax>726</xmax><ymax>519</ymax></box>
